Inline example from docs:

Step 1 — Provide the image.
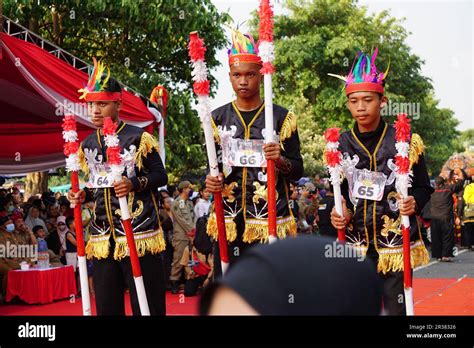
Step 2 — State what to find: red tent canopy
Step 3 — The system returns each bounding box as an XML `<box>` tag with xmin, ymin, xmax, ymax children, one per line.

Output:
<box><xmin>0</xmin><ymin>31</ymin><xmax>158</xmax><ymax>174</ymax></box>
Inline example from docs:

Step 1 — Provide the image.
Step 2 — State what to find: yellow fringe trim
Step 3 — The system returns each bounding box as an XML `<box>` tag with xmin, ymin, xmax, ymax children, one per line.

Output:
<box><xmin>206</xmin><ymin>213</ymin><xmax>238</xmax><ymax>242</ymax></box>
<box><xmin>279</xmin><ymin>111</ymin><xmax>297</xmax><ymax>150</ymax></box>
<box><xmin>211</xmin><ymin>118</ymin><xmax>221</xmax><ymax>145</ymax></box>
<box><xmin>113</xmin><ymin>230</ymin><xmax>166</xmax><ymax>260</ymax></box>
<box><xmin>85</xmin><ymin>236</ymin><xmax>110</xmax><ymax>260</ymax></box>
<box><xmin>377</xmin><ymin>243</ymin><xmax>430</xmax><ymax>274</ymax></box>
<box><xmin>78</xmin><ymin>145</ymin><xmax>89</xmax><ymax>176</ymax></box>
<box><xmin>243</xmin><ymin>216</ymin><xmax>297</xmax><ymax>244</ymax></box>
<box><xmin>134</xmin><ymin>131</ymin><xmax>160</xmax><ymax>171</ymax></box>
<box><xmin>409</xmin><ymin>133</ymin><xmax>425</xmax><ymax>169</ymax></box>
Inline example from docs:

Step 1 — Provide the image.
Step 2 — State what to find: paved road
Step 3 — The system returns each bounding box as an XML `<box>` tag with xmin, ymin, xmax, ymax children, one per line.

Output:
<box><xmin>415</xmin><ymin>248</ymin><xmax>474</xmax><ymax>278</ymax></box>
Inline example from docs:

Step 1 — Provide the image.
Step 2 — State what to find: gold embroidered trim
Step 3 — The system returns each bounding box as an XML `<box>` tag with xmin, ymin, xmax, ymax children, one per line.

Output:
<box><xmin>113</xmin><ymin>229</ymin><xmax>166</xmax><ymax>260</ymax></box>
<box><xmin>279</xmin><ymin>111</ymin><xmax>297</xmax><ymax>149</ymax></box>
<box><xmin>409</xmin><ymin>133</ymin><xmax>425</xmax><ymax>169</ymax></box>
<box><xmin>206</xmin><ymin>214</ymin><xmax>237</xmax><ymax>242</ymax></box>
<box><xmin>243</xmin><ymin>215</ymin><xmax>297</xmax><ymax>244</ymax></box>
<box><xmin>211</xmin><ymin>118</ymin><xmax>221</xmax><ymax>145</ymax></box>
<box><xmin>78</xmin><ymin>145</ymin><xmax>89</xmax><ymax>176</ymax></box>
<box><xmin>377</xmin><ymin>241</ymin><xmax>429</xmax><ymax>274</ymax></box>
<box><xmin>135</xmin><ymin>131</ymin><xmax>160</xmax><ymax>171</ymax></box>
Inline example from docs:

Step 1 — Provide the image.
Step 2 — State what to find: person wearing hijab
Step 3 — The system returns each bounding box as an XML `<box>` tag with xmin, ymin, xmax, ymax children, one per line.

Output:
<box><xmin>25</xmin><ymin>206</ymin><xmax>48</xmax><ymax>236</ymax></box>
<box><xmin>199</xmin><ymin>236</ymin><xmax>383</xmax><ymax>315</ymax></box>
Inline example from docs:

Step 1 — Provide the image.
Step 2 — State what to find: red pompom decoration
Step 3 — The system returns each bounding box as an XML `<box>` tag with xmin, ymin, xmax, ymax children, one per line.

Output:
<box><xmin>324</xmin><ymin>127</ymin><xmax>341</xmax><ymax>143</ymax></box>
<box><xmin>394</xmin><ymin>113</ymin><xmax>411</xmax><ymax>142</ymax></box>
<box><xmin>63</xmin><ymin>141</ymin><xmax>79</xmax><ymax>156</ymax></box>
<box><xmin>106</xmin><ymin>146</ymin><xmax>122</xmax><ymax>165</ymax></box>
<box><xmin>394</xmin><ymin>154</ymin><xmax>410</xmax><ymax>174</ymax></box>
<box><xmin>325</xmin><ymin>150</ymin><xmax>342</xmax><ymax>167</ymax></box>
<box><xmin>188</xmin><ymin>32</ymin><xmax>206</xmax><ymax>62</ymax></box>
<box><xmin>258</xmin><ymin>0</ymin><xmax>274</xmax><ymax>43</ymax></box>
<box><xmin>62</xmin><ymin>115</ymin><xmax>77</xmax><ymax>132</ymax></box>
<box><xmin>260</xmin><ymin>62</ymin><xmax>275</xmax><ymax>74</ymax></box>
<box><xmin>193</xmin><ymin>80</ymin><xmax>210</xmax><ymax>96</ymax></box>
<box><xmin>103</xmin><ymin>117</ymin><xmax>117</xmax><ymax>136</ymax></box>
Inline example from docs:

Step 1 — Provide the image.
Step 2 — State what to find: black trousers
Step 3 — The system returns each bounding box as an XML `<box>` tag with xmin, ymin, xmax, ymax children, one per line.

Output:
<box><xmin>461</xmin><ymin>222</ymin><xmax>474</xmax><ymax>247</ymax></box>
<box><xmin>430</xmin><ymin>218</ymin><xmax>455</xmax><ymax>258</ymax></box>
<box><xmin>367</xmin><ymin>249</ymin><xmax>410</xmax><ymax>316</ymax></box>
<box><xmin>184</xmin><ymin>275</ymin><xmax>207</xmax><ymax>297</ymax></box>
<box><xmin>93</xmin><ymin>252</ymin><xmax>166</xmax><ymax>316</ymax></box>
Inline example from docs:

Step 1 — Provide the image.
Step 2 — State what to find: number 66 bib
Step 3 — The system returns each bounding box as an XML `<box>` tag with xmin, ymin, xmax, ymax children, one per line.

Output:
<box><xmin>222</xmin><ymin>138</ymin><xmax>267</xmax><ymax>168</ymax></box>
<box><xmin>351</xmin><ymin>169</ymin><xmax>387</xmax><ymax>201</ymax></box>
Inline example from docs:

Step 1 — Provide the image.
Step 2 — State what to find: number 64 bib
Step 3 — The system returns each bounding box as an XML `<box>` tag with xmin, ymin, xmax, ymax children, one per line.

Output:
<box><xmin>351</xmin><ymin>169</ymin><xmax>387</xmax><ymax>201</ymax></box>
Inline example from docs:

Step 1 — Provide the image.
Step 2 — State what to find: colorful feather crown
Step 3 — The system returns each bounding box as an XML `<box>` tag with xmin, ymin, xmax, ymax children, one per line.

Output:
<box><xmin>329</xmin><ymin>48</ymin><xmax>390</xmax><ymax>96</ymax></box>
<box><xmin>228</xmin><ymin>28</ymin><xmax>262</xmax><ymax>66</ymax></box>
<box><xmin>78</xmin><ymin>58</ymin><xmax>121</xmax><ymax>101</ymax></box>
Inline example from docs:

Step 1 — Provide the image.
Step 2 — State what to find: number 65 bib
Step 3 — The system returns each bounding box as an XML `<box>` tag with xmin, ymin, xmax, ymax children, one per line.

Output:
<box><xmin>351</xmin><ymin>169</ymin><xmax>387</xmax><ymax>201</ymax></box>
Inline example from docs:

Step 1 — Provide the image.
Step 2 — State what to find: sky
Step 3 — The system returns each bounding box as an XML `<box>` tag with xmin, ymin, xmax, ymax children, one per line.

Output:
<box><xmin>209</xmin><ymin>0</ymin><xmax>473</xmax><ymax>131</ymax></box>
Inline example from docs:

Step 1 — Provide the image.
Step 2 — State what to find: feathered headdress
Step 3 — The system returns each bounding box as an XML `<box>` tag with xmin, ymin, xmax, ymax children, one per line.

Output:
<box><xmin>228</xmin><ymin>28</ymin><xmax>262</xmax><ymax>66</ymax></box>
<box><xmin>329</xmin><ymin>48</ymin><xmax>390</xmax><ymax>96</ymax></box>
<box><xmin>78</xmin><ymin>58</ymin><xmax>121</xmax><ymax>102</ymax></box>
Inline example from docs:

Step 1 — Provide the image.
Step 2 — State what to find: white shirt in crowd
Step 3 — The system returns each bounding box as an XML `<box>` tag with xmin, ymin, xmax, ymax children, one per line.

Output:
<box><xmin>194</xmin><ymin>198</ymin><xmax>211</xmax><ymax>221</ymax></box>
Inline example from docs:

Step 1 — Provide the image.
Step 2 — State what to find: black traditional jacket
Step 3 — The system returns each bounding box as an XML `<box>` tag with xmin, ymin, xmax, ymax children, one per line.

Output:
<box><xmin>339</xmin><ymin>121</ymin><xmax>431</xmax><ymax>274</ymax></box>
<box><xmin>78</xmin><ymin>122</ymin><xmax>167</xmax><ymax>260</ymax></box>
<box><xmin>207</xmin><ymin>101</ymin><xmax>303</xmax><ymax>244</ymax></box>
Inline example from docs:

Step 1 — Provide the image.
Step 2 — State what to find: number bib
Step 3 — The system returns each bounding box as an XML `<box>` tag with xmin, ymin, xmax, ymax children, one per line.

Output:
<box><xmin>88</xmin><ymin>170</ymin><xmax>115</xmax><ymax>189</ymax></box>
<box><xmin>351</xmin><ymin>169</ymin><xmax>387</xmax><ymax>201</ymax></box>
<box><xmin>222</xmin><ymin>138</ymin><xmax>267</xmax><ymax>168</ymax></box>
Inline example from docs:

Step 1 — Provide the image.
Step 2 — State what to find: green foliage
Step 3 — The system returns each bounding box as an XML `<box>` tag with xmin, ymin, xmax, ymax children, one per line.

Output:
<box><xmin>249</xmin><ymin>0</ymin><xmax>461</xmax><ymax>176</ymax></box>
<box><xmin>5</xmin><ymin>0</ymin><xmax>230</xmax><ymax>182</ymax></box>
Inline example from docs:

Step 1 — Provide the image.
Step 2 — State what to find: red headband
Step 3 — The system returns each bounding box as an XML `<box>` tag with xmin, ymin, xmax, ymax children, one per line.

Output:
<box><xmin>84</xmin><ymin>92</ymin><xmax>122</xmax><ymax>102</ymax></box>
<box><xmin>229</xmin><ymin>54</ymin><xmax>263</xmax><ymax>66</ymax></box>
<box><xmin>345</xmin><ymin>82</ymin><xmax>384</xmax><ymax>96</ymax></box>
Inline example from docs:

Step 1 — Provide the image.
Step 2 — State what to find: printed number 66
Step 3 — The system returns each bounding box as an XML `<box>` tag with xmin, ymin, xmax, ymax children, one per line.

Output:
<box><xmin>240</xmin><ymin>155</ymin><xmax>256</xmax><ymax>165</ymax></box>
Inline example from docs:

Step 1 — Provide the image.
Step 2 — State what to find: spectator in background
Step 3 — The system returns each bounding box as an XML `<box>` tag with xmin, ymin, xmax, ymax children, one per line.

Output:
<box><xmin>194</xmin><ymin>184</ymin><xmax>212</xmax><ymax>221</ymax></box>
<box><xmin>159</xmin><ymin>196</ymin><xmax>174</xmax><ymax>290</ymax></box>
<box><xmin>58</xmin><ymin>197</ymin><xmax>73</xmax><ymax>218</ymax></box>
<box><xmin>459</xmin><ymin>181</ymin><xmax>474</xmax><ymax>251</ymax></box>
<box><xmin>25</xmin><ymin>206</ymin><xmax>48</xmax><ymax>235</ymax></box>
<box><xmin>11</xmin><ymin>212</ymin><xmax>37</xmax><ymax>246</ymax></box>
<box><xmin>180</xmin><ymin>230</ymin><xmax>213</xmax><ymax>297</ymax></box>
<box><xmin>298</xmin><ymin>182</ymin><xmax>318</xmax><ymax>234</ymax></box>
<box><xmin>429</xmin><ymin>169</ymin><xmax>467</xmax><ymax>262</ymax></box>
<box><xmin>288</xmin><ymin>181</ymin><xmax>300</xmax><ymax>228</ymax></box>
<box><xmin>0</xmin><ymin>216</ymin><xmax>21</xmax><ymax>302</ymax></box>
<box><xmin>170</xmin><ymin>181</ymin><xmax>195</xmax><ymax>294</ymax></box>
<box><xmin>318</xmin><ymin>182</ymin><xmax>337</xmax><ymax>239</ymax></box>
<box><xmin>32</xmin><ymin>225</ymin><xmax>62</xmax><ymax>266</ymax></box>
<box><xmin>56</xmin><ymin>215</ymin><xmax>68</xmax><ymax>264</ymax></box>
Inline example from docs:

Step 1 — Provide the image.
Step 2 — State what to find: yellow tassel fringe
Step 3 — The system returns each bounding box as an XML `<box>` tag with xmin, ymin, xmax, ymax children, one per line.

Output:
<box><xmin>85</xmin><ymin>237</ymin><xmax>110</xmax><ymax>260</ymax></box>
<box><xmin>279</xmin><ymin>111</ymin><xmax>297</xmax><ymax>150</ymax></box>
<box><xmin>113</xmin><ymin>230</ymin><xmax>166</xmax><ymax>260</ymax></box>
<box><xmin>377</xmin><ymin>243</ymin><xmax>429</xmax><ymax>274</ymax></box>
<box><xmin>243</xmin><ymin>217</ymin><xmax>297</xmax><ymax>244</ymax></box>
<box><xmin>206</xmin><ymin>213</ymin><xmax>238</xmax><ymax>242</ymax></box>
<box><xmin>409</xmin><ymin>133</ymin><xmax>425</xmax><ymax>169</ymax></box>
<box><xmin>135</xmin><ymin>131</ymin><xmax>160</xmax><ymax>171</ymax></box>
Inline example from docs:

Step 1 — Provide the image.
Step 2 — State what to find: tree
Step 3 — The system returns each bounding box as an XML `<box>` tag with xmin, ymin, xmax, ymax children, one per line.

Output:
<box><xmin>250</xmin><ymin>0</ymin><xmax>461</xmax><ymax>175</ymax></box>
<box><xmin>5</xmin><ymin>0</ymin><xmax>230</xmax><ymax>183</ymax></box>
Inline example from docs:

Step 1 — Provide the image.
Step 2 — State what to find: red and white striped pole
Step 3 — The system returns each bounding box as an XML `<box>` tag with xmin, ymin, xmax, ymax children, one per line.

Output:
<box><xmin>324</xmin><ymin>128</ymin><xmax>346</xmax><ymax>243</ymax></box>
<box><xmin>103</xmin><ymin>117</ymin><xmax>150</xmax><ymax>315</ymax></box>
<box><xmin>258</xmin><ymin>0</ymin><xmax>278</xmax><ymax>244</ymax></box>
<box><xmin>188</xmin><ymin>31</ymin><xmax>229</xmax><ymax>274</ymax></box>
<box><xmin>62</xmin><ymin>115</ymin><xmax>91</xmax><ymax>315</ymax></box>
<box><xmin>394</xmin><ymin>113</ymin><xmax>414</xmax><ymax>315</ymax></box>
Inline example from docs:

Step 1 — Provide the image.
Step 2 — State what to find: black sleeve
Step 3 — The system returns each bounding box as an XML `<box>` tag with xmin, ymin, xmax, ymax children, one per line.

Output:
<box><xmin>131</xmin><ymin>150</ymin><xmax>168</xmax><ymax>191</ymax></box>
<box><xmin>281</xmin><ymin>129</ymin><xmax>304</xmax><ymax>181</ymax></box>
<box><xmin>409</xmin><ymin>154</ymin><xmax>434</xmax><ymax>214</ymax></box>
<box><xmin>339</xmin><ymin>178</ymin><xmax>354</xmax><ymax>213</ymax></box>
